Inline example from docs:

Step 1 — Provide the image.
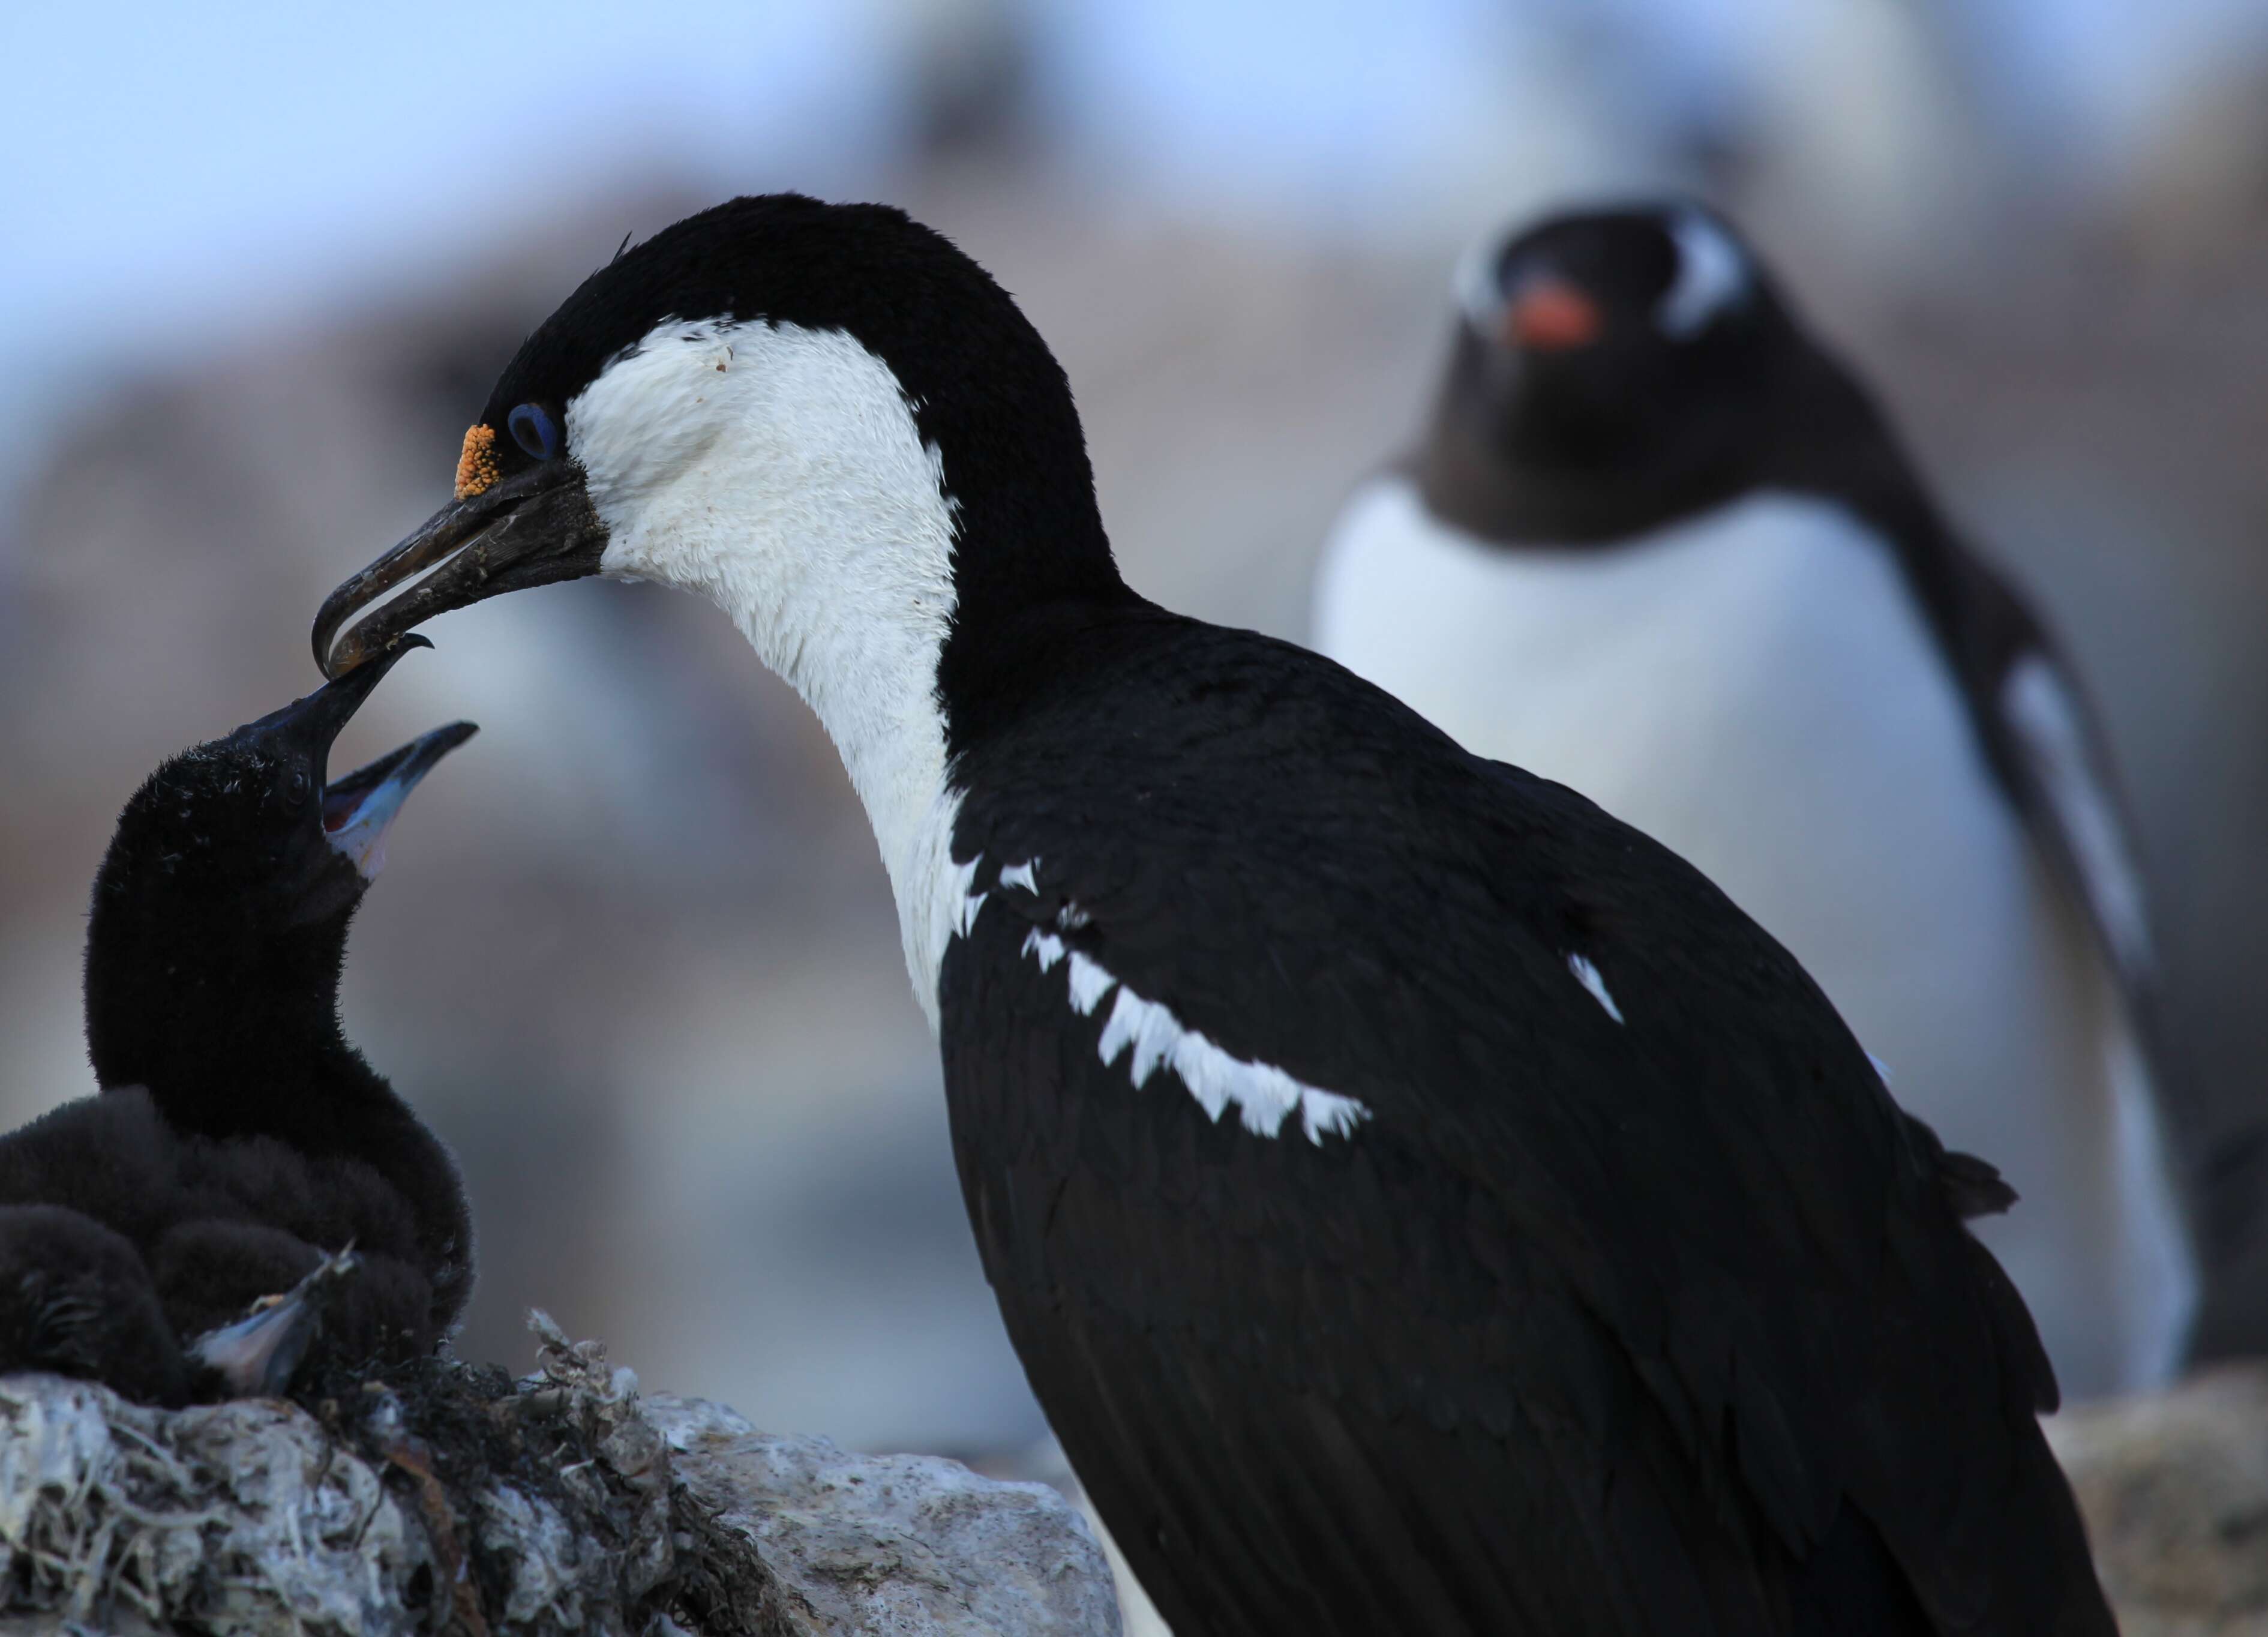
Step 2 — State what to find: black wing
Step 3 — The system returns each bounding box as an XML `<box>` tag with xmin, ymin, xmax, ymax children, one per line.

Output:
<box><xmin>938</xmin><ymin>616</ymin><xmax>2110</xmax><ymax>1637</ymax></box>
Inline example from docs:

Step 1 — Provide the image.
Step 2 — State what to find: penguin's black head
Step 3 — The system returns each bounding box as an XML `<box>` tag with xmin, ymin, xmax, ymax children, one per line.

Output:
<box><xmin>313</xmin><ymin>193</ymin><xmax>1115</xmax><ymax>683</ymax></box>
<box><xmin>97</xmin><ymin>637</ymin><xmax>474</xmax><ymax>939</ymax></box>
<box><xmin>1448</xmin><ymin>202</ymin><xmax>1787</xmax><ymax>479</ymax></box>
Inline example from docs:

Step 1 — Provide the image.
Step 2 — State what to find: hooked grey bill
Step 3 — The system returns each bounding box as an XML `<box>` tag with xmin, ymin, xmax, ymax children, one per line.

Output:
<box><xmin>312</xmin><ymin>461</ymin><xmax>610</xmax><ymax>679</ymax></box>
<box><xmin>254</xmin><ymin>628</ymin><xmax>433</xmax><ymax>748</ymax></box>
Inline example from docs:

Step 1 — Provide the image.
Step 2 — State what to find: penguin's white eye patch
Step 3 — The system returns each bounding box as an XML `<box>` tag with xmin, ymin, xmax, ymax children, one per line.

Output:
<box><xmin>508</xmin><ymin>403</ymin><xmax>562</xmax><ymax>461</ymax></box>
<box><xmin>1656</xmin><ymin>211</ymin><xmax>1747</xmax><ymax>340</ymax></box>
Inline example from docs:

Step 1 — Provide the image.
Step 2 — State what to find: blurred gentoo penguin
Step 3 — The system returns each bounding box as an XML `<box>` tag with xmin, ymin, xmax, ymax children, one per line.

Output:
<box><xmin>0</xmin><ymin>638</ymin><xmax>476</xmax><ymax>1404</ymax></box>
<box><xmin>311</xmin><ymin>194</ymin><xmax>2115</xmax><ymax>1634</ymax></box>
<box><xmin>1313</xmin><ymin>200</ymin><xmax>2194</xmax><ymax>1397</ymax></box>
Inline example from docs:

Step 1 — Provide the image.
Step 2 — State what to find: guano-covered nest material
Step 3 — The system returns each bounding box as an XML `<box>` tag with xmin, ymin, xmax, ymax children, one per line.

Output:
<box><xmin>0</xmin><ymin>1312</ymin><xmax>735</xmax><ymax>1636</ymax></box>
<box><xmin>0</xmin><ymin>1314</ymin><xmax>1120</xmax><ymax>1637</ymax></box>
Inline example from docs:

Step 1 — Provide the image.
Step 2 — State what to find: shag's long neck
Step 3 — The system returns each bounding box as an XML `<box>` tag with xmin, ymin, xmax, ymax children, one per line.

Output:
<box><xmin>610</xmin><ymin>430</ymin><xmax>965</xmax><ymax>921</ymax></box>
<box><xmin>717</xmin><ymin>518</ymin><xmax>1136</xmax><ymax>1029</ymax></box>
<box><xmin>583</xmin><ymin>319</ymin><xmax>1130</xmax><ymax>1015</ymax></box>
<box><xmin>83</xmin><ymin>892</ymin><xmax>394</xmax><ymax>1151</ymax></box>
<box><xmin>679</xmin><ymin>473</ymin><xmax>980</xmax><ymax>1021</ymax></box>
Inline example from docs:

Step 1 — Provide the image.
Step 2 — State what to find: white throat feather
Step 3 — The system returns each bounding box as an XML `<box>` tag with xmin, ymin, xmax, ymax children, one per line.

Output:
<box><xmin>569</xmin><ymin>316</ymin><xmax>969</xmax><ymax>1017</ymax></box>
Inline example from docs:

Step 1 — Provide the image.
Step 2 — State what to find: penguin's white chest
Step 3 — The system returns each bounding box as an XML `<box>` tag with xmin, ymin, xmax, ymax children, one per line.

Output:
<box><xmin>1315</xmin><ymin>476</ymin><xmax>2189</xmax><ymax>1394</ymax></box>
<box><xmin>1315</xmin><ymin>481</ymin><xmax>1990</xmax><ymax>892</ymax></box>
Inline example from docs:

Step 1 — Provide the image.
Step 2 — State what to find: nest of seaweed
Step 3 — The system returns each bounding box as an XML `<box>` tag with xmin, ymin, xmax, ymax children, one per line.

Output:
<box><xmin>0</xmin><ymin>1314</ymin><xmax>771</xmax><ymax>1637</ymax></box>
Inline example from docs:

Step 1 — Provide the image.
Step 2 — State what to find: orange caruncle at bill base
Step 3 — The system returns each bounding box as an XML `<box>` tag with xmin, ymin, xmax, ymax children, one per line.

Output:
<box><xmin>454</xmin><ymin>423</ymin><xmax>500</xmax><ymax>500</ymax></box>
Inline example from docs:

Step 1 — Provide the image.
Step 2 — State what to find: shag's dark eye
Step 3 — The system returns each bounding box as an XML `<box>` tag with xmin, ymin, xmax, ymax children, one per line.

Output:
<box><xmin>284</xmin><ymin>770</ymin><xmax>312</xmax><ymax>808</ymax></box>
<box><xmin>508</xmin><ymin>403</ymin><xmax>561</xmax><ymax>461</ymax></box>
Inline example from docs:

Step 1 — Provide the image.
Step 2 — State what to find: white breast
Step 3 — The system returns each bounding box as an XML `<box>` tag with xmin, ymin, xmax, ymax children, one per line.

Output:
<box><xmin>1315</xmin><ymin>477</ymin><xmax>2192</xmax><ymax>1393</ymax></box>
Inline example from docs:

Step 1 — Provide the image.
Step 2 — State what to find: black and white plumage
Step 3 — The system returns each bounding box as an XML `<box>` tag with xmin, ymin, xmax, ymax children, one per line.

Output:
<box><xmin>1316</xmin><ymin>201</ymin><xmax>2195</xmax><ymax>1397</ymax></box>
<box><xmin>313</xmin><ymin>194</ymin><xmax>2114</xmax><ymax>1634</ymax></box>
<box><xmin>0</xmin><ymin>640</ymin><xmax>475</xmax><ymax>1404</ymax></box>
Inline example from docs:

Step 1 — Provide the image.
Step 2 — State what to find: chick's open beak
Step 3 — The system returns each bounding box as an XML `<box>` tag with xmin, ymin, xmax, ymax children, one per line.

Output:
<box><xmin>312</xmin><ymin>458</ymin><xmax>608</xmax><ymax>679</ymax></box>
<box><xmin>252</xmin><ymin>635</ymin><xmax>478</xmax><ymax>885</ymax></box>
<box><xmin>323</xmin><ymin>720</ymin><xmax>478</xmax><ymax>880</ymax></box>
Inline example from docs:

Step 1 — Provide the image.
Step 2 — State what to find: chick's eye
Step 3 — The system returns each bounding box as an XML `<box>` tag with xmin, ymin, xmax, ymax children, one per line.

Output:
<box><xmin>285</xmin><ymin>770</ymin><xmax>311</xmax><ymax>807</ymax></box>
<box><xmin>508</xmin><ymin>402</ymin><xmax>560</xmax><ymax>461</ymax></box>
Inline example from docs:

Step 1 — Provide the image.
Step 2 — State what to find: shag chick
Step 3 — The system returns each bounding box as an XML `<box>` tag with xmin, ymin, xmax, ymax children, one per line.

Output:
<box><xmin>0</xmin><ymin>638</ymin><xmax>475</xmax><ymax>1404</ymax></box>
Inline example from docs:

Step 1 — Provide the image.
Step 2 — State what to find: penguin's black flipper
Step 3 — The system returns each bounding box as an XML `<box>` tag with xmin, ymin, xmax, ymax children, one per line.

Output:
<box><xmin>0</xmin><ymin>1203</ymin><xmax>189</xmax><ymax>1407</ymax></box>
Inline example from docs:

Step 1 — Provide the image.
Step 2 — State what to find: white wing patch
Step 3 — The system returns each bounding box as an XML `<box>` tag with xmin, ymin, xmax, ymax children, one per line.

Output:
<box><xmin>1657</xmin><ymin>208</ymin><xmax>1747</xmax><ymax>339</ymax></box>
<box><xmin>2000</xmin><ymin>653</ymin><xmax>2155</xmax><ymax>979</ymax></box>
<box><xmin>1064</xmin><ymin>949</ymin><xmax>1118</xmax><ymax>1016</ymax></box>
<box><xmin>988</xmin><ymin>882</ymin><xmax>1369</xmax><ymax>1146</ymax></box>
<box><xmin>1564</xmin><ymin>952</ymin><xmax>1625</xmax><ymax>1024</ymax></box>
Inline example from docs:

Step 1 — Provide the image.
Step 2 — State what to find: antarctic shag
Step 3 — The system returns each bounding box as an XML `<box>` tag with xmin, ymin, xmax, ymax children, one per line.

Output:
<box><xmin>313</xmin><ymin>195</ymin><xmax>2114</xmax><ymax>1635</ymax></box>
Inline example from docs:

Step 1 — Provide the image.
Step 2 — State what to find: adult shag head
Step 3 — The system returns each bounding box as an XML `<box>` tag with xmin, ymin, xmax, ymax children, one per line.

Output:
<box><xmin>85</xmin><ymin>637</ymin><xmax>475</xmax><ymax>1131</ymax></box>
<box><xmin>312</xmin><ymin>195</ymin><xmax>1129</xmax><ymax>740</ymax></box>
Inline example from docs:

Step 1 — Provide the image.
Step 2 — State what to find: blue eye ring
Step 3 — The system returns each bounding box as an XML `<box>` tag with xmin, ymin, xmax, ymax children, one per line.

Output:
<box><xmin>507</xmin><ymin>402</ymin><xmax>560</xmax><ymax>461</ymax></box>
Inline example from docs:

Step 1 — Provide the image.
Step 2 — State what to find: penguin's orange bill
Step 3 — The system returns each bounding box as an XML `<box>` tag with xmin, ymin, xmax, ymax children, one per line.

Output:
<box><xmin>1503</xmin><ymin>278</ymin><xmax>1603</xmax><ymax>350</ymax></box>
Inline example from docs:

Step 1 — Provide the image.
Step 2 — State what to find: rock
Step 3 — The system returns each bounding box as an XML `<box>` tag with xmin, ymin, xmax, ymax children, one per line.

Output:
<box><xmin>0</xmin><ymin>1317</ymin><xmax>1120</xmax><ymax>1637</ymax></box>
<box><xmin>2047</xmin><ymin>1363</ymin><xmax>2268</xmax><ymax>1635</ymax></box>
<box><xmin>971</xmin><ymin>1440</ymin><xmax>1168</xmax><ymax>1637</ymax></box>
<box><xmin>655</xmin><ymin>1399</ymin><xmax>1120</xmax><ymax>1637</ymax></box>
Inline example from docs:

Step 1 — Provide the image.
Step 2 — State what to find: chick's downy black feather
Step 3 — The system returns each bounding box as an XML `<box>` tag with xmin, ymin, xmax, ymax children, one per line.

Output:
<box><xmin>0</xmin><ymin>649</ymin><xmax>475</xmax><ymax>1404</ymax></box>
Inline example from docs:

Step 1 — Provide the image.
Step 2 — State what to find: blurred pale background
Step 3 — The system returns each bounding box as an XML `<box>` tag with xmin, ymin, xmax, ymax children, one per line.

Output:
<box><xmin>3</xmin><ymin>0</ymin><xmax>2266</xmax><ymax>1459</ymax></box>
